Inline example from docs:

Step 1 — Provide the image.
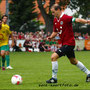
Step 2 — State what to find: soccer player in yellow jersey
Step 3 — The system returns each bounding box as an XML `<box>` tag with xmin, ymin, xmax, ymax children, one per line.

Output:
<box><xmin>0</xmin><ymin>19</ymin><xmax>7</xmax><ymax>70</ymax></box>
<box><xmin>0</xmin><ymin>15</ymin><xmax>14</xmax><ymax>70</ymax></box>
<box><xmin>0</xmin><ymin>19</ymin><xmax>2</xmax><ymax>69</ymax></box>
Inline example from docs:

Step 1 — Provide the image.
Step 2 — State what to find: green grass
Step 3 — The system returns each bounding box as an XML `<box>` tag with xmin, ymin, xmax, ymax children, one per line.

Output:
<box><xmin>0</xmin><ymin>51</ymin><xmax>90</xmax><ymax>89</ymax></box>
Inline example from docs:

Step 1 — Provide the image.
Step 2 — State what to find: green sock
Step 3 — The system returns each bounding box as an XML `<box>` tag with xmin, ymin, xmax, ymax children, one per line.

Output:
<box><xmin>6</xmin><ymin>55</ymin><xmax>10</xmax><ymax>67</ymax></box>
<box><xmin>2</xmin><ymin>57</ymin><xmax>5</xmax><ymax>67</ymax></box>
<box><xmin>0</xmin><ymin>57</ymin><xmax>1</xmax><ymax>67</ymax></box>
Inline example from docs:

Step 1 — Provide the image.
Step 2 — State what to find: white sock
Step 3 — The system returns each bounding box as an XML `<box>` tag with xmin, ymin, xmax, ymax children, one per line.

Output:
<box><xmin>52</xmin><ymin>61</ymin><xmax>58</xmax><ymax>79</ymax></box>
<box><xmin>76</xmin><ymin>61</ymin><xmax>90</xmax><ymax>75</ymax></box>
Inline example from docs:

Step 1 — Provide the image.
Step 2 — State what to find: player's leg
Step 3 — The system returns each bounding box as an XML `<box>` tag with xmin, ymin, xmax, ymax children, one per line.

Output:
<box><xmin>46</xmin><ymin>46</ymin><xmax>66</xmax><ymax>83</ymax></box>
<box><xmin>46</xmin><ymin>52</ymin><xmax>59</xmax><ymax>83</ymax></box>
<box><xmin>0</xmin><ymin>52</ymin><xmax>1</xmax><ymax>69</ymax></box>
<box><xmin>66</xmin><ymin>47</ymin><xmax>90</xmax><ymax>82</ymax></box>
<box><xmin>69</xmin><ymin>57</ymin><xmax>89</xmax><ymax>74</ymax></box>
<box><xmin>6</xmin><ymin>51</ymin><xmax>13</xmax><ymax>69</ymax></box>
<box><xmin>0</xmin><ymin>48</ymin><xmax>1</xmax><ymax>68</ymax></box>
<box><xmin>69</xmin><ymin>58</ymin><xmax>90</xmax><ymax>82</ymax></box>
<box><xmin>1</xmin><ymin>50</ymin><xmax>6</xmax><ymax>70</ymax></box>
<box><xmin>5</xmin><ymin>45</ymin><xmax>13</xmax><ymax>69</ymax></box>
<box><xmin>0</xmin><ymin>57</ymin><xmax>1</xmax><ymax>69</ymax></box>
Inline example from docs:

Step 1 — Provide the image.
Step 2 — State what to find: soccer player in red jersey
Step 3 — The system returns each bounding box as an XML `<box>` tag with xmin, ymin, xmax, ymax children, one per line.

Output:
<box><xmin>46</xmin><ymin>4</ymin><xmax>90</xmax><ymax>83</ymax></box>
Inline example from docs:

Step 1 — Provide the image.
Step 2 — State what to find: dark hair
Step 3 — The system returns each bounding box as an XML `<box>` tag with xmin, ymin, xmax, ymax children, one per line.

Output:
<box><xmin>2</xmin><ymin>14</ymin><xmax>8</xmax><ymax>19</ymax></box>
<box><xmin>54</xmin><ymin>5</ymin><xmax>61</xmax><ymax>11</ymax></box>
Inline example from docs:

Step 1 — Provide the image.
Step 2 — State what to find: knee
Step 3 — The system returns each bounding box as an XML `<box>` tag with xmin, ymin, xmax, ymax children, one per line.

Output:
<box><xmin>1</xmin><ymin>53</ymin><xmax>5</xmax><ymax>57</ymax></box>
<box><xmin>51</xmin><ymin>56</ymin><xmax>57</xmax><ymax>61</ymax></box>
<box><xmin>51</xmin><ymin>53</ymin><xmax>59</xmax><ymax>61</ymax></box>
<box><xmin>70</xmin><ymin>61</ymin><xmax>77</xmax><ymax>65</ymax></box>
<box><xmin>51</xmin><ymin>56</ymin><xmax>55</xmax><ymax>61</ymax></box>
<box><xmin>69</xmin><ymin>58</ymin><xmax>78</xmax><ymax>65</ymax></box>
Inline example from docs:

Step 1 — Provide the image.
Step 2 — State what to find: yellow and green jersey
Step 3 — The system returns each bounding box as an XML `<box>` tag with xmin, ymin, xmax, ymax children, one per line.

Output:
<box><xmin>0</xmin><ymin>23</ymin><xmax>11</xmax><ymax>47</ymax></box>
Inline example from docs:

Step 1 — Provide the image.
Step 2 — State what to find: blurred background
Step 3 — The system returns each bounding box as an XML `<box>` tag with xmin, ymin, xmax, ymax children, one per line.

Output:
<box><xmin>0</xmin><ymin>0</ymin><xmax>90</xmax><ymax>51</ymax></box>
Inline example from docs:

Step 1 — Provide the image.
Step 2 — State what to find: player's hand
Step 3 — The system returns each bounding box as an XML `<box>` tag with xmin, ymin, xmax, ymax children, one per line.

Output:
<box><xmin>87</xmin><ymin>20</ymin><xmax>90</xmax><ymax>25</ymax></box>
<box><xmin>47</xmin><ymin>37</ymin><xmax>51</xmax><ymax>40</ymax></box>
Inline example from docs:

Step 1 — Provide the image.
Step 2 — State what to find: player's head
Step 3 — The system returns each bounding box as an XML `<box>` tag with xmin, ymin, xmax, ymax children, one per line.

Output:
<box><xmin>2</xmin><ymin>14</ymin><xmax>8</xmax><ymax>23</ymax></box>
<box><xmin>51</xmin><ymin>4</ymin><xmax>61</xmax><ymax>17</ymax></box>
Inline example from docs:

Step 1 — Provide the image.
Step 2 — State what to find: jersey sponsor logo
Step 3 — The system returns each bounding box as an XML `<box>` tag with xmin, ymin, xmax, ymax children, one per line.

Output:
<box><xmin>60</xmin><ymin>21</ymin><xmax>63</xmax><ymax>25</ymax></box>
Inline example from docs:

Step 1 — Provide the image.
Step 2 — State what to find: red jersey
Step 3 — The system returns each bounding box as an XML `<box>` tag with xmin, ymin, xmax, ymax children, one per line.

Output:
<box><xmin>53</xmin><ymin>13</ymin><xmax>75</xmax><ymax>46</ymax></box>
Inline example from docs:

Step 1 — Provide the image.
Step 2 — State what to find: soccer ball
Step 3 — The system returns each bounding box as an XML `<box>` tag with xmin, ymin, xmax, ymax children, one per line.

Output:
<box><xmin>11</xmin><ymin>75</ymin><xmax>22</xmax><ymax>85</ymax></box>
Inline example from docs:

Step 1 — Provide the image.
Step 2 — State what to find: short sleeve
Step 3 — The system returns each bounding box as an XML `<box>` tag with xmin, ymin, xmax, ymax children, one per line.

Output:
<box><xmin>67</xmin><ymin>16</ymin><xmax>73</xmax><ymax>23</ymax></box>
<box><xmin>8</xmin><ymin>26</ymin><xmax>12</xmax><ymax>35</ymax></box>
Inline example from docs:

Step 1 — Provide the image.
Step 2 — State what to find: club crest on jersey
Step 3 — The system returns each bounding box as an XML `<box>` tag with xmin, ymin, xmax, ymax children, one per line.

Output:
<box><xmin>60</xmin><ymin>21</ymin><xmax>63</xmax><ymax>25</ymax></box>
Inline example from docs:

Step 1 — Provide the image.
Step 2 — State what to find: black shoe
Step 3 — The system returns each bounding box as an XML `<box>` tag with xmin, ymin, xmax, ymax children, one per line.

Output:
<box><xmin>86</xmin><ymin>74</ymin><xmax>90</xmax><ymax>82</ymax></box>
<box><xmin>46</xmin><ymin>78</ymin><xmax>57</xmax><ymax>83</ymax></box>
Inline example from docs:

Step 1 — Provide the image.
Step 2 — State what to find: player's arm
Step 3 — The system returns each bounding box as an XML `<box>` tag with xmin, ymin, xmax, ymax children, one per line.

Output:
<box><xmin>74</xmin><ymin>18</ymin><xmax>90</xmax><ymax>24</ymax></box>
<box><xmin>48</xmin><ymin>32</ymin><xmax>58</xmax><ymax>40</ymax></box>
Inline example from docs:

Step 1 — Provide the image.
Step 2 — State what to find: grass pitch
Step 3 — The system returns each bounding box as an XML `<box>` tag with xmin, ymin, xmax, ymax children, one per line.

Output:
<box><xmin>0</xmin><ymin>51</ymin><xmax>90</xmax><ymax>90</ymax></box>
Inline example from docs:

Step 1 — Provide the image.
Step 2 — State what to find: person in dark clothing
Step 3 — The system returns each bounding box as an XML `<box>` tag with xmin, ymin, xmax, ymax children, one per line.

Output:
<box><xmin>13</xmin><ymin>38</ymin><xmax>22</xmax><ymax>52</ymax></box>
<box><xmin>39</xmin><ymin>41</ymin><xmax>46</xmax><ymax>52</ymax></box>
<box><xmin>23</xmin><ymin>39</ymin><xmax>34</xmax><ymax>52</ymax></box>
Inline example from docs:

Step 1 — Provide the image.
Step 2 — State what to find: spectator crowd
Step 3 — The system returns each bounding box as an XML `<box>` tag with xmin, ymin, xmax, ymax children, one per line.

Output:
<box><xmin>9</xmin><ymin>30</ymin><xmax>90</xmax><ymax>52</ymax></box>
<box><xmin>74</xmin><ymin>32</ymin><xmax>90</xmax><ymax>40</ymax></box>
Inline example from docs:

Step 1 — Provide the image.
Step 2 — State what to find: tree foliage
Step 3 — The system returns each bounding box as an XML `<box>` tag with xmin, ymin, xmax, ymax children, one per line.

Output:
<box><xmin>19</xmin><ymin>20</ymin><xmax>41</xmax><ymax>32</ymax></box>
<box><xmin>70</xmin><ymin>0</ymin><xmax>90</xmax><ymax>18</ymax></box>
<box><xmin>57</xmin><ymin>0</ymin><xmax>90</xmax><ymax>18</ymax></box>
<box><xmin>0</xmin><ymin>12</ymin><xmax>2</xmax><ymax>19</ymax></box>
<box><xmin>0</xmin><ymin>0</ymin><xmax>2</xmax><ymax>19</ymax></box>
<box><xmin>9</xmin><ymin>0</ymin><xmax>38</xmax><ymax>32</ymax></box>
<box><xmin>37</xmin><ymin>0</ymin><xmax>55</xmax><ymax>33</ymax></box>
<box><xmin>0</xmin><ymin>0</ymin><xmax>2</xmax><ymax>3</ymax></box>
<box><xmin>69</xmin><ymin>0</ymin><xmax>90</xmax><ymax>34</ymax></box>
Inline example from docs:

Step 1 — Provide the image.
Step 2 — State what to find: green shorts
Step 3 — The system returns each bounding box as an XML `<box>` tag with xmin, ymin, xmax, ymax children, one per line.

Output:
<box><xmin>0</xmin><ymin>45</ymin><xmax>10</xmax><ymax>51</ymax></box>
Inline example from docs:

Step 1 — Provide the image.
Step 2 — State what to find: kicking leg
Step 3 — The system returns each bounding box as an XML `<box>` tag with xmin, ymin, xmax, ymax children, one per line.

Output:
<box><xmin>1</xmin><ymin>50</ymin><xmax>6</xmax><ymax>70</ymax></box>
<box><xmin>69</xmin><ymin>58</ymin><xmax>90</xmax><ymax>82</ymax></box>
